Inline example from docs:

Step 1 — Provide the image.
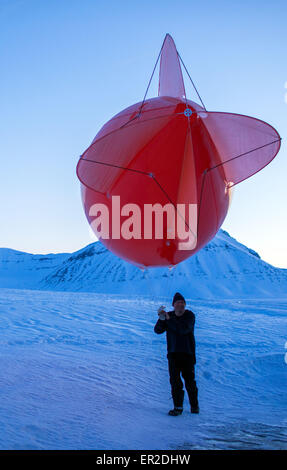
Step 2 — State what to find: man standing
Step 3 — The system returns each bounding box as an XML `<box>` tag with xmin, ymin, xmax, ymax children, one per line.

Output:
<box><xmin>154</xmin><ymin>292</ymin><xmax>199</xmax><ymax>416</ymax></box>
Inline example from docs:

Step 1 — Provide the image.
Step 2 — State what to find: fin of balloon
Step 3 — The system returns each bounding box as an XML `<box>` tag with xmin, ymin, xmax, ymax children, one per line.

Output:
<box><xmin>198</xmin><ymin>111</ymin><xmax>281</xmax><ymax>186</ymax></box>
<box><xmin>158</xmin><ymin>34</ymin><xmax>186</xmax><ymax>100</ymax></box>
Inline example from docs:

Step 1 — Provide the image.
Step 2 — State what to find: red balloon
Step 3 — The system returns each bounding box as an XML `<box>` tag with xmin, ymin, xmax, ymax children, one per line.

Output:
<box><xmin>76</xmin><ymin>34</ymin><xmax>281</xmax><ymax>268</ymax></box>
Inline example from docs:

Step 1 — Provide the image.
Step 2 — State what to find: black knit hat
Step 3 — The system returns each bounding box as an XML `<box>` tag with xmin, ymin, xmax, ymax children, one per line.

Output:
<box><xmin>172</xmin><ymin>292</ymin><xmax>186</xmax><ymax>306</ymax></box>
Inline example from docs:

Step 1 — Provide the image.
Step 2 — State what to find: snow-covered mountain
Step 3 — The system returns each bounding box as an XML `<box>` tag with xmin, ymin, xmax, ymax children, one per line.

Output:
<box><xmin>1</xmin><ymin>230</ymin><xmax>286</xmax><ymax>298</ymax></box>
<box><xmin>0</xmin><ymin>247</ymin><xmax>69</xmax><ymax>289</ymax></box>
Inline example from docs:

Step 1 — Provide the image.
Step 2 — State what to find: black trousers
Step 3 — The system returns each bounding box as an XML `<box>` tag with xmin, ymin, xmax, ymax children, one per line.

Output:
<box><xmin>167</xmin><ymin>352</ymin><xmax>198</xmax><ymax>408</ymax></box>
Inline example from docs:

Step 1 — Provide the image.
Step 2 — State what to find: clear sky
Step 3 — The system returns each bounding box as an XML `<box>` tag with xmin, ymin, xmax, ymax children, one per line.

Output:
<box><xmin>0</xmin><ymin>0</ymin><xmax>286</xmax><ymax>267</ymax></box>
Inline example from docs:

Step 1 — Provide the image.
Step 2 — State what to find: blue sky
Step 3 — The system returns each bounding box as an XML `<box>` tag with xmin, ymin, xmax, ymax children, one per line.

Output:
<box><xmin>0</xmin><ymin>0</ymin><xmax>286</xmax><ymax>267</ymax></box>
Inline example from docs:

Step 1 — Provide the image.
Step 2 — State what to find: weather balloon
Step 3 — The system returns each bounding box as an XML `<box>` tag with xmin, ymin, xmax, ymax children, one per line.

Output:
<box><xmin>76</xmin><ymin>34</ymin><xmax>281</xmax><ymax>268</ymax></box>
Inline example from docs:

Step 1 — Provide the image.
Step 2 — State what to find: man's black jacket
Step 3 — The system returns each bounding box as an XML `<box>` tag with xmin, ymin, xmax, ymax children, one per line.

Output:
<box><xmin>154</xmin><ymin>309</ymin><xmax>196</xmax><ymax>363</ymax></box>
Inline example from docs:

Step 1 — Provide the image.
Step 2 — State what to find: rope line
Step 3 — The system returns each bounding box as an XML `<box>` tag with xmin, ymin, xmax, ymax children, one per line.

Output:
<box><xmin>207</xmin><ymin>138</ymin><xmax>282</xmax><ymax>173</ymax></box>
<box><xmin>177</xmin><ymin>52</ymin><xmax>207</xmax><ymax>111</ymax></box>
<box><xmin>119</xmin><ymin>37</ymin><xmax>167</xmax><ymax>130</ymax></box>
<box><xmin>138</xmin><ymin>37</ymin><xmax>166</xmax><ymax>115</ymax></box>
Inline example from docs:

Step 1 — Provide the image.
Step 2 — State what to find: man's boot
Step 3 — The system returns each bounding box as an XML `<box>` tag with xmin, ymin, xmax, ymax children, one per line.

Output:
<box><xmin>168</xmin><ymin>389</ymin><xmax>184</xmax><ymax>416</ymax></box>
<box><xmin>190</xmin><ymin>405</ymin><xmax>199</xmax><ymax>414</ymax></box>
<box><xmin>168</xmin><ymin>407</ymin><xmax>183</xmax><ymax>416</ymax></box>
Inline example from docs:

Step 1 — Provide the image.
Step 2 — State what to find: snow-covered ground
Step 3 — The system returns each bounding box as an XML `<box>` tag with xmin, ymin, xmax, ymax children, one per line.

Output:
<box><xmin>0</xmin><ymin>287</ymin><xmax>286</xmax><ymax>450</ymax></box>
